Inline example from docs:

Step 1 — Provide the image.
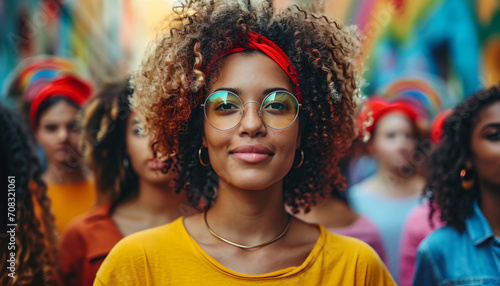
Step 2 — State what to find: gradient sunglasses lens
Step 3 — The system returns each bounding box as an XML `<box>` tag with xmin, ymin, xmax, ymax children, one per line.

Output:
<box><xmin>202</xmin><ymin>90</ymin><xmax>299</xmax><ymax>130</ymax></box>
<box><xmin>261</xmin><ymin>91</ymin><xmax>299</xmax><ymax>129</ymax></box>
<box><xmin>203</xmin><ymin>91</ymin><xmax>243</xmax><ymax>130</ymax></box>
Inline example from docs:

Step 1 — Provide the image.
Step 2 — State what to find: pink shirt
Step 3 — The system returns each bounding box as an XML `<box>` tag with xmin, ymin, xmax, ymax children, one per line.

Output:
<box><xmin>398</xmin><ymin>202</ymin><xmax>445</xmax><ymax>286</ymax></box>
<box><xmin>329</xmin><ymin>215</ymin><xmax>387</xmax><ymax>265</ymax></box>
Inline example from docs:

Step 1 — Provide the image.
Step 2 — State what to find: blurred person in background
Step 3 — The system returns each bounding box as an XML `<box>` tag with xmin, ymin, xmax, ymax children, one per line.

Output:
<box><xmin>58</xmin><ymin>79</ymin><xmax>190</xmax><ymax>286</ymax></box>
<box><xmin>413</xmin><ymin>85</ymin><xmax>500</xmax><ymax>285</ymax></box>
<box><xmin>30</xmin><ymin>74</ymin><xmax>95</xmax><ymax>234</ymax></box>
<box><xmin>398</xmin><ymin>109</ymin><xmax>451</xmax><ymax>286</ymax></box>
<box><xmin>0</xmin><ymin>104</ymin><xmax>61</xmax><ymax>285</ymax></box>
<box><xmin>291</xmin><ymin>186</ymin><xmax>387</xmax><ymax>264</ymax></box>
<box><xmin>348</xmin><ymin>97</ymin><xmax>425</xmax><ymax>283</ymax></box>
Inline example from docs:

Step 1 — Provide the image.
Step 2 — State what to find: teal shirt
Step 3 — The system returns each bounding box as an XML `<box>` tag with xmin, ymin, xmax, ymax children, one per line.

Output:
<box><xmin>347</xmin><ymin>183</ymin><xmax>420</xmax><ymax>284</ymax></box>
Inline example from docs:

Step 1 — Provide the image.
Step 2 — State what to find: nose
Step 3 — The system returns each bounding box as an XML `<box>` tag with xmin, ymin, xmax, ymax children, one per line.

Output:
<box><xmin>238</xmin><ymin>102</ymin><xmax>266</xmax><ymax>137</ymax></box>
<box><xmin>57</xmin><ymin>127</ymin><xmax>69</xmax><ymax>142</ymax></box>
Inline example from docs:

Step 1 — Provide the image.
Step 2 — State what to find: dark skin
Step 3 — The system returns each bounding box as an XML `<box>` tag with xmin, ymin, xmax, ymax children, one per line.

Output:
<box><xmin>183</xmin><ymin>52</ymin><xmax>319</xmax><ymax>275</ymax></box>
<box><xmin>470</xmin><ymin>101</ymin><xmax>500</xmax><ymax>237</ymax></box>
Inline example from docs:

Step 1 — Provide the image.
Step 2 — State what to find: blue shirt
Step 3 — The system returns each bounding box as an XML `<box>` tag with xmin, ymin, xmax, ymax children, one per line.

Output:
<box><xmin>413</xmin><ymin>202</ymin><xmax>500</xmax><ymax>285</ymax></box>
<box><xmin>347</xmin><ymin>182</ymin><xmax>420</xmax><ymax>283</ymax></box>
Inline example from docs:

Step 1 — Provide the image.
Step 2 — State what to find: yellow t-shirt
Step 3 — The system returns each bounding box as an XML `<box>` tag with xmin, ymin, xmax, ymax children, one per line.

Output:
<box><xmin>95</xmin><ymin>218</ymin><xmax>395</xmax><ymax>285</ymax></box>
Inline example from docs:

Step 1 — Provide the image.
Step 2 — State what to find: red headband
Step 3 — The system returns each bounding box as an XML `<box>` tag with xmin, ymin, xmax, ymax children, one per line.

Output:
<box><xmin>357</xmin><ymin>96</ymin><xmax>419</xmax><ymax>142</ymax></box>
<box><xmin>430</xmin><ymin>109</ymin><xmax>452</xmax><ymax>144</ymax></box>
<box><xmin>30</xmin><ymin>75</ymin><xmax>93</xmax><ymax>130</ymax></box>
<box><xmin>205</xmin><ymin>32</ymin><xmax>302</xmax><ymax>103</ymax></box>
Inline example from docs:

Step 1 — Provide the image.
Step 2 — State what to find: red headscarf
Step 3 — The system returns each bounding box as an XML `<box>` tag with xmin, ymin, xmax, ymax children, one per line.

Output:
<box><xmin>357</xmin><ymin>96</ymin><xmax>419</xmax><ymax>142</ymax></box>
<box><xmin>29</xmin><ymin>75</ymin><xmax>93</xmax><ymax>130</ymax></box>
<box><xmin>430</xmin><ymin>109</ymin><xmax>452</xmax><ymax>144</ymax></box>
<box><xmin>204</xmin><ymin>32</ymin><xmax>302</xmax><ymax>102</ymax></box>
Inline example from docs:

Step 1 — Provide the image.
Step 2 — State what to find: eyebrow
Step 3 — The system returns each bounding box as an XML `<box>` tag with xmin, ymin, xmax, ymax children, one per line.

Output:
<box><xmin>481</xmin><ymin>123</ymin><xmax>500</xmax><ymax>131</ymax></box>
<box><xmin>212</xmin><ymin>87</ymin><xmax>293</xmax><ymax>96</ymax></box>
<box><xmin>132</xmin><ymin>117</ymin><xmax>141</xmax><ymax>124</ymax></box>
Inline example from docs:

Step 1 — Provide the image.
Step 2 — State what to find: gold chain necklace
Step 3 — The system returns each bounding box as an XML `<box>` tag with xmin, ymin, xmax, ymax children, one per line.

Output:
<box><xmin>204</xmin><ymin>211</ymin><xmax>291</xmax><ymax>249</ymax></box>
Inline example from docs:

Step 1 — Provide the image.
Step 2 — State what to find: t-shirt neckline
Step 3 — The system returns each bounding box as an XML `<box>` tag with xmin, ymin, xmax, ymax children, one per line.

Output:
<box><xmin>179</xmin><ymin>217</ymin><xmax>326</xmax><ymax>280</ymax></box>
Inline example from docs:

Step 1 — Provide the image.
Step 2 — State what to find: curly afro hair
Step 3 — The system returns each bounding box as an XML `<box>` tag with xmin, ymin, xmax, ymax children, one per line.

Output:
<box><xmin>427</xmin><ymin>84</ymin><xmax>500</xmax><ymax>232</ymax></box>
<box><xmin>132</xmin><ymin>0</ymin><xmax>363</xmax><ymax>213</ymax></box>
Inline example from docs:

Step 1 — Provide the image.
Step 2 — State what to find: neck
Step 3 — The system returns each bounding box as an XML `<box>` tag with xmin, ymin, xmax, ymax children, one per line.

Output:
<box><xmin>294</xmin><ymin>197</ymin><xmax>358</xmax><ymax>228</ymax></box>
<box><xmin>132</xmin><ymin>179</ymin><xmax>188</xmax><ymax>221</ymax></box>
<box><xmin>44</xmin><ymin>161</ymin><xmax>88</xmax><ymax>184</ymax></box>
<box><xmin>479</xmin><ymin>182</ymin><xmax>500</xmax><ymax>237</ymax></box>
<box><xmin>372</xmin><ymin>165</ymin><xmax>423</xmax><ymax>197</ymax></box>
<box><xmin>206</xmin><ymin>179</ymin><xmax>289</xmax><ymax>246</ymax></box>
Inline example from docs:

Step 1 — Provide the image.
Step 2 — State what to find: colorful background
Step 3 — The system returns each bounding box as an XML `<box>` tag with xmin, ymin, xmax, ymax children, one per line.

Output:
<box><xmin>1</xmin><ymin>0</ymin><xmax>500</xmax><ymax>113</ymax></box>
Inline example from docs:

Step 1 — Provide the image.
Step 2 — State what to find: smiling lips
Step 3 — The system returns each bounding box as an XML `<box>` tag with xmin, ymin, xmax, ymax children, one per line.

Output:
<box><xmin>148</xmin><ymin>160</ymin><xmax>166</xmax><ymax>170</ymax></box>
<box><xmin>230</xmin><ymin>144</ymin><xmax>274</xmax><ymax>164</ymax></box>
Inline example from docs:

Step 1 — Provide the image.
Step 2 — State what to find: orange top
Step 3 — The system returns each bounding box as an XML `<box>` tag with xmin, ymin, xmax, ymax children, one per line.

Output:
<box><xmin>59</xmin><ymin>203</ymin><xmax>123</xmax><ymax>286</ymax></box>
<box><xmin>46</xmin><ymin>180</ymin><xmax>96</xmax><ymax>234</ymax></box>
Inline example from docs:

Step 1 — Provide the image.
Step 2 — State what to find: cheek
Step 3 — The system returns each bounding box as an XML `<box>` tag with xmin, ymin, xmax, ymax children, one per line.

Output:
<box><xmin>127</xmin><ymin>136</ymin><xmax>151</xmax><ymax>167</ymax></box>
<box><xmin>473</xmin><ymin>142</ymin><xmax>500</xmax><ymax>177</ymax></box>
<box><xmin>68</xmin><ymin>131</ymin><xmax>81</xmax><ymax>148</ymax></box>
<box><xmin>37</xmin><ymin>131</ymin><xmax>55</xmax><ymax>150</ymax></box>
<box><xmin>373</xmin><ymin>138</ymin><xmax>393</xmax><ymax>155</ymax></box>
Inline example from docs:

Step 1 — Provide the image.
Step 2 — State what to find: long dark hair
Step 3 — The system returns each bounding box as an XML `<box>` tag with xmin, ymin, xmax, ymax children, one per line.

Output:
<box><xmin>81</xmin><ymin>79</ymin><xmax>139</xmax><ymax>208</ymax></box>
<box><xmin>0</xmin><ymin>104</ymin><xmax>59</xmax><ymax>285</ymax></box>
<box><xmin>427</xmin><ymin>85</ymin><xmax>500</xmax><ymax>232</ymax></box>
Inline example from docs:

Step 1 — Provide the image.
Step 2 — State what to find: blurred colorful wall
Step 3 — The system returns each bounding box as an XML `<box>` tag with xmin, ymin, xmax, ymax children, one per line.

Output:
<box><xmin>1</xmin><ymin>0</ymin><xmax>500</xmax><ymax>106</ymax></box>
<box><xmin>0</xmin><ymin>0</ymin><xmax>173</xmax><ymax>90</ymax></box>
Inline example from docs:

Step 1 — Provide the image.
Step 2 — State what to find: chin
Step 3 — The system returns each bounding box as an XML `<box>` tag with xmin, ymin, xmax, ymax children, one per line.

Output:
<box><xmin>221</xmin><ymin>173</ymin><xmax>282</xmax><ymax>191</ymax></box>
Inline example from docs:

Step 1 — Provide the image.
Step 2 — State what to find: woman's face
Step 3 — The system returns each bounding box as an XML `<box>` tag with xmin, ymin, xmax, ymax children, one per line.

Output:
<box><xmin>35</xmin><ymin>101</ymin><xmax>82</xmax><ymax>166</ymax></box>
<box><xmin>203</xmin><ymin>52</ymin><xmax>300</xmax><ymax>191</ymax></box>
<box><xmin>470</xmin><ymin>101</ymin><xmax>500</xmax><ymax>188</ymax></box>
<box><xmin>370</xmin><ymin>113</ymin><xmax>417</xmax><ymax>172</ymax></box>
<box><xmin>126</xmin><ymin>112</ymin><xmax>175</xmax><ymax>185</ymax></box>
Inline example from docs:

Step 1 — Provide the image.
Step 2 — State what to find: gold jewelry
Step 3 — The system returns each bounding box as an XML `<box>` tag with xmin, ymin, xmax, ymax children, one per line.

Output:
<box><xmin>204</xmin><ymin>211</ymin><xmax>291</xmax><ymax>249</ymax></box>
<box><xmin>198</xmin><ymin>147</ymin><xmax>210</xmax><ymax>166</ymax></box>
<box><xmin>460</xmin><ymin>168</ymin><xmax>474</xmax><ymax>190</ymax></box>
<box><xmin>294</xmin><ymin>149</ymin><xmax>304</xmax><ymax>168</ymax></box>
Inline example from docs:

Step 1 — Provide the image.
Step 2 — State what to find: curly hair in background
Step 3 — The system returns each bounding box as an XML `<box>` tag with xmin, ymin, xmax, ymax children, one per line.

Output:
<box><xmin>132</xmin><ymin>0</ymin><xmax>363</xmax><ymax>213</ymax></box>
<box><xmin>0</xmin><ymin>105</ymin><xmax>59</xmax><ymax>285</ymax></box>
<box><xmin>427</xmin><ymin>85</ymin><xmax>500</xmax><ymax>232</ymax></box>
<box><xmin>81</xmin><ymin>79</ymin><xmax>139</xmax><ymax>208</ymax></box>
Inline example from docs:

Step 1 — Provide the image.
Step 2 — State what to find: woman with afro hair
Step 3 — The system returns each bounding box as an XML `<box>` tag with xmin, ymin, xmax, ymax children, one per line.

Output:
<box><xmin>95</xmin><ymin>1</ymin><xmax>394</xmax><ymax>285</ymax></box>
<box><xmin>413</xmin><ymin>85</ymin><xmax>500</xmax><ymax>285</ymax></box>
<box><xmin>0</xmin><ymin>105</ymin><xmax>60</xmax><ymax>285</ymax></box>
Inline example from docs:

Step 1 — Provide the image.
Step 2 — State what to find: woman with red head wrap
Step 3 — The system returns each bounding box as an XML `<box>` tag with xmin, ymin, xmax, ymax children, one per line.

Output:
<box><xmin>94</xmin><ymin>0</ymin><xmax>394</xmax><ymax>285</ymax></box>
<box><xmin>348</xmin><ymin>96</ymin><xmax>425</xmax><ymax>284</ymax></box>
<box><xmin>30</xmin><ymin>74</ymin><xmax>96</xmax><ymax>234</ymax></box>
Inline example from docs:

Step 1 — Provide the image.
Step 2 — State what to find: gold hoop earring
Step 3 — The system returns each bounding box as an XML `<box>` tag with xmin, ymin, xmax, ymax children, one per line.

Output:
<box><xmin>294</xmin><ymin>149</ymin><xmax>304</xmax><ymax>169</ymax></box>
<box><xmin>198</xmin><ymin>147</ymin><xmax>210</xmax><ymax>167</ymax></box>
<box><xmin>460</xmin><ymin>168</ymin><xmax>474</xmax><ymax>190</ymax></box>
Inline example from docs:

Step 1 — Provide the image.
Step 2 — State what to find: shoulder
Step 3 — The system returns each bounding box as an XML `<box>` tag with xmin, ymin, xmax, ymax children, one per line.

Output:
<box><xmin>417</xmin><ymin>225</ymin><xmax>465</xmax><ymax>265</ymax></box>
<box><xmin>419</xmin><ymin>225</ymin><xmax>462</xmax><ymax>250</ymax></box>
<box><xmin>347</xmin><ymin>180</ymin><xmax>374</xmax><ymax>201</ymax></box>
<box><xmin>323</xmin><ymin>229</ymin><xmax>382</xmax><ymax>264</ymax></box>
<box><xmin>96</xmin><ymin>218</ymin><xmax>186</xmax><ymax>284</ymax></box>
<box><xmin>62</xmin><ymin>204</ymin><xmax>111</xmax><ymax>237</ymax></box>
<box><xmin>323</xmin><ymin>231</ymin><xmax>395</xmax><ymax>285</ymax></box>
<box><xmin>115</xmin><ymin>217</ymin><xmax>184</xmax><ymax>249</ymax></box>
